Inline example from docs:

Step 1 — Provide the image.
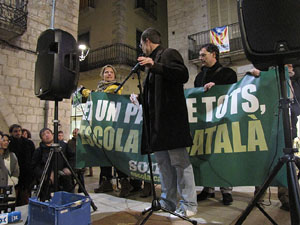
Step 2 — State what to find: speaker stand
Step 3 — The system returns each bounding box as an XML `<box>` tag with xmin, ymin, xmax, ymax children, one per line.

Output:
<box><xmin>235</xmin><ymin>65</ymin><xmax>300</xmax><ymax>225</ymax></box>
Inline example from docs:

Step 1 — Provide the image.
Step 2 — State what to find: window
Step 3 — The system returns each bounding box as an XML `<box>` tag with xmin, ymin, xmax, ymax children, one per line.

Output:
<box><xmin>135</xmin><ymin>0</ymin><xmax>157</xmax><ymax>20</ymax></box>
<box><xmin>78</xmin><ymin>32</ymin><xmax>90</xmax><ymax>47</ymax></box>
<box><xmin>79</xmin><ymin>0</ymin><xmax>95</xmax><ymax>11</ymax></box>
<box><xmin>136</xmin><ymin>29</ymin><xmax>143</xmax><ymax>56</ymax></box>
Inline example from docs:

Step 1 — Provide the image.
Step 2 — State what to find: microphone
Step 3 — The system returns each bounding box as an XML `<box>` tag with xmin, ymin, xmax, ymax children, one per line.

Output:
<box><xmin>131</xmin><ymin>62</ymin><xmax>141</xmax><ymax>72</ymax></box>
<box><xmin>131</xmin><ymin>53</ymin><xmax>145</xmax><ymax>72</ymax></box>
<box><xmin>0</xmin><ymin>211</ymin><xmax>21</xmax><ymax>224</ymax></box>
<box><xmin>114</xmin><ymin>54</ymin><xmax>145</xmax><ymax>94</ymax></box>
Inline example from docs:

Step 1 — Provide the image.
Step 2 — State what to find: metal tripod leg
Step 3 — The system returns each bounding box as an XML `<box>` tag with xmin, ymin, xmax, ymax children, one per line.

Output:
<box><xmin>235</xmin><ymin>154</ymin><xmax>300</xmax><ymax>225</ymax></box>
<box><xmin>139</xmin><ymin>154</ymin><xmax>197</xmax><ymax>225</ymax></box>
<box><xmin>58</xmin><ymin>148</ymin><xmax>97</xmax><ymax>211</ymax></box>
<box><xmin>235</xmin><ymin>65</ymin><xmax>300</xmax><ymax>225</ymax></box>
<box><xmin>36</xmin><ymin>149</ymin><xmax>54</xmax><ymax>199</ymax></box>
<box><xmin>286</xmin><ymin>158</ymin><xmax>300</xmax><ymax>224</ymax></box>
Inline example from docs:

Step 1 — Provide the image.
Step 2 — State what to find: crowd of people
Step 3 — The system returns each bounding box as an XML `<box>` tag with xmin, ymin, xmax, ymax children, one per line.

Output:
<box><xmin>0</xmin><ymin>125</ymin><xmax>81</xmax><ymax>205</ymax></box>
<box><xmin>0</xmin><ymin>27</ymin><xmax>298</xmax><ymax>218</ymax></box>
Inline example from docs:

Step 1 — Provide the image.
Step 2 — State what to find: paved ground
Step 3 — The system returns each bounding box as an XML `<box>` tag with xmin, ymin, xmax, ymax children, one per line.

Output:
<box><xmin>16</xmin><ymin>167</ymin><xmax>292</xmax><ymax>224</ymax></box>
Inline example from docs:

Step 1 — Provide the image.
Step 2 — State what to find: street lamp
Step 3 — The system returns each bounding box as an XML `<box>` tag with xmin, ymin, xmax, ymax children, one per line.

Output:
<box><xmin>78</xmin><ymin>44</ymin><xmax>89</xmax><ymax>61</ymax></box>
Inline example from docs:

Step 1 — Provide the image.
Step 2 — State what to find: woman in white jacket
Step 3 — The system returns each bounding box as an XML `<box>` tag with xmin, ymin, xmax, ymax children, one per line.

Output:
<box><xmin>0</xmin><ymin>133</ymin><xmax>19</xmax><ymax>199</ymax></box>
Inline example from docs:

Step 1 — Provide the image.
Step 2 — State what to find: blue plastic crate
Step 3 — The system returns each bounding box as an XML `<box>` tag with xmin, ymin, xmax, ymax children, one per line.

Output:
<box><xmin>28</xmin><ymin>191</ymin><xmax>91</xmax><ymax>225</ymax></box>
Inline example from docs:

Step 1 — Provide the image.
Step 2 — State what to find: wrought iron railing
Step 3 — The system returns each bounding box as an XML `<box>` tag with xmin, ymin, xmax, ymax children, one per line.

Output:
<box><xmin>135</xmin><ymin>0</ymin><xmax>157</xmax><ymax>20</ymax></box>
<box><xmin>0</xmin><ymin>0</ymin><xmax>28</xmax><ymax>40</ymax></box>
<box><xmin>80</xmin><ymin>43</ymin><xmax>139</xmax><ymax>72</ymax></box>
<box><xmin>79</xmin><ymin>0</ymin><xmax>95</xmax><ymax>11</ymax></box>
<box><xmin>188</xmin><ymin>22</ymin><xmax>243</xmax><ymax>60</ymax></box>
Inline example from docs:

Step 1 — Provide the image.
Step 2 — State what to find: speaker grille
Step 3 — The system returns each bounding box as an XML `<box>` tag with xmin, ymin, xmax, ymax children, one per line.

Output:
<box><xmin>34</xmin><ymin>29</ymin><xmax>79</xmax><ymax>100</ymax></box>
<box><xmin>242</xmin><ymin>0</ymin><xmax>300</xmax><ymax>54</ymax></box>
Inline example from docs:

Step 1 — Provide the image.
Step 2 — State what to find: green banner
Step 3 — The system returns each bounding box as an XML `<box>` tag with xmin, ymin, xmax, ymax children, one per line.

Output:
<box><xmin>77</xmin><ymin>69</ymin><xmax>287</xmax><ymax>186</ymax></box>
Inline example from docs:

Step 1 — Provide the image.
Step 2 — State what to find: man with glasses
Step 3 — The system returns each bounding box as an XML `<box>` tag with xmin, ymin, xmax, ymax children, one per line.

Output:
<box><xmin>194</xmin><ymin>43</ymin><xmax>237</xmax><ymax>205</ymax></box>
<box><xmin>194</xmin><ymin>43</ymin><xmax>237</xmax><ymax>89</ymax></box>
<box><xmin>137</xmin><ymin>27</ymin><xmax>197</xmax><ymax>217</ymax></box>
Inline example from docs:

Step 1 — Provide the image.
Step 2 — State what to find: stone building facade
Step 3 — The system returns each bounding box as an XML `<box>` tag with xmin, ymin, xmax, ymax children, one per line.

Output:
<box><xmin>73</xmin><ymin>0</ymin><xmax>168</xmax><ymax>131</ymax></box>
<box><xmin>0</xmin><ymin>0</ymin><xmax>79</xmax><ymax>145</ymax></box>
<box><xmin>167</xmin><ymin>0</ymin><xmax>252</xmax><ymax>88</ymax></box>
<box><xmin>78</xmin><ymin>0</ymin><xmax>168</xmax><ymax>94</ymax></box>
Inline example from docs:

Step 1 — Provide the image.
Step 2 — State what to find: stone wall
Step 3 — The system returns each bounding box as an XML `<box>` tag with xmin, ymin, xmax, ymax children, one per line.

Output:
<box><xmin>167</xmin><ymin>0</ymin><xmax>208</xmax><ymax>88</ymax></box>
<box><xmin>0</xmin><ymin>0</ymin><xmax>79</xmax><ymax>145</ymax></box>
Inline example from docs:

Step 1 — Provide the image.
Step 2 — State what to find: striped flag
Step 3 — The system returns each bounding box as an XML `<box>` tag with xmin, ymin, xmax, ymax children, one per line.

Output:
<box><xmin>210</xmin><ymin>26</ymin><xmax>230</xmax><ymax>53</ymax></box>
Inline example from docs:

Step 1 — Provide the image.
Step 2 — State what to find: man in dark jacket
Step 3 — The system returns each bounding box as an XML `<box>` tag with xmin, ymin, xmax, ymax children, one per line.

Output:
<box><xmin>9</xmin><ymin>124</ymin><xmax>35</xmax><ymax>206</ymax></box>
<box><xmin>32</xmin><ymin>128</ymin><xmax>75</xmax><ymax>201</ymax></box>
<box><xmin>194</xmin><ymin>43</ymin><xmax>237</xmax><ymax>205</ymax></box>
<box><xmin>137</xmin><ymin>27</ymin><xmax>197</xmax><ymax>217</ymax></box>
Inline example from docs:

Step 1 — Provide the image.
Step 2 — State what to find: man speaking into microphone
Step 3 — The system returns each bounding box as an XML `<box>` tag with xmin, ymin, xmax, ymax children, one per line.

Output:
<box><xmin>136</xmin><ymin>27</ymin><xmax>197</xmax><ymax>217</ymax></box>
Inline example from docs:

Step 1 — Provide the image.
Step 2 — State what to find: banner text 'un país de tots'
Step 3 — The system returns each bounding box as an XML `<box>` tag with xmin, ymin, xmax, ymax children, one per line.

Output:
<box><xmin>77</xmin><ymin>69</ymin><xmax>286</xmax><ymax>186</ymax></box>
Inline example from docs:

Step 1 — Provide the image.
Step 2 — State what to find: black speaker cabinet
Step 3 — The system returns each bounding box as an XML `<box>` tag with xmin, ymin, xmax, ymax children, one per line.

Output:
<box><xmin>34</xmin><ymin>29</ymin><xmax>79</xmax><ymax>100</ymax></box>
<box><xmin>238</xmin><ymin>0</ymin><xmax>300</xmax><ymax>70</ymax></box>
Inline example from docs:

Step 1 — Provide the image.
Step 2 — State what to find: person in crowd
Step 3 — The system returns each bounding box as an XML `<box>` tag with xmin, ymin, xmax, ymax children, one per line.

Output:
<box><xmin>67</xmin><ymin>128</ymin><xmax>86</xmax><ymax>193</ymax></box>
<box><xmin>0</xmin><ymin>133</ymin><xmax>19</xmax><ymax>201</ymax></box>
<box><xmin>22</xmin><ymin>128</ymin><xmax>32</xmax><ymax>139</ymax></box>
<box><xmin>139</xmin><ymin>181</ymin><xmax>152</xmax><ymax>198</ymax></box>
<box><xmin>32</xmin><ymin>128</ymin><xmax>75</xmax><ymax>201</ymax></box>
<box><xmin>81</xmin><ymin>64</ymin><xmax>142</xmax><ymax>197</ymax></box>
<box><xmin>8</xmin><ymin>124</ymin><xmax>35</xmax><ymax>206</ymax></box>
<box><xmin>87</xmin><ymin>167</ymin><xmax>93</xmax><ymax>177</ymax></box>
<box><xmin>58</xmin><ymin>130</ymin><xmax>66</xmax><ymax>142</ymax></box>
<box><xmin>289</xmin><ymin>63</ymin><xmax>300</xmax><ymax>140</ymax></box>
<box><xmin>0</xmin><ymin>131</ymin><xmax>3</xmax><ymax>146</ymax></box>
<box><xmin>135</xmin><ymin>27</ymin><xmax>197</xmax><ymax>217</ymax></box>
<box><xmin>194</xmin><ymin>43</ymin><xmax>237</xmax><ymax>205</ymax></box>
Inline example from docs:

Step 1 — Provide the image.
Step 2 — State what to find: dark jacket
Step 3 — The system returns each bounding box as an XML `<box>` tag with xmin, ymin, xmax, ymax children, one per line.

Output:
<box><xmin>194</xmin><ymin>62</ymin><xmax>237</xmax><ymax>87</ymax></box>
<box><xmin>141</xmin><ymin>45</ymin><xmax>193</xmax><ymax>154</ymax></box>
<box><xmin>67</xmin><ymin>137</ymin><xmax>76</xmax><ymax>155</ymax></box>
<box><xmin>9</xmin><ymin>137</ymin><xmax>35</xmax><ymax>188</ymax></box>
<box><xmin>291</xmin><ymin>65</ymin><xmax>300</xmax><ymax>116</ymax></box>
<box><xmin>32</xmin><ymin>141</ymin><xmax>75</xmax><ymax>181</ymax></box>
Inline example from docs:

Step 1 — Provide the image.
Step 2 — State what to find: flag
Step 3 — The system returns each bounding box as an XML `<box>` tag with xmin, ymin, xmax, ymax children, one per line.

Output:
<box><xmin>210</xmin><ymin>26</ymin><xmax>230</xmax><ymax>53</ymax></box>
<box><xmin>72</xmin><ymin>87</ymin><xmax>83</xmax><ymax>106</ymax></box>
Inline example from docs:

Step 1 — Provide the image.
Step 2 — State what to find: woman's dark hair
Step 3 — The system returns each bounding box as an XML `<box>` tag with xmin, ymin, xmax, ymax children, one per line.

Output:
<box><xmin>200</xmin><ymin>43</ymin><xmax>220</xmax><ymax>61</ymax></box>
<box><xmin>22</xmin><ymin>128</ymin><xmax>31</xmax><ymax>139</ymax></box>
<box><xmin>1</xmin><ymin>134</ymin><xmax>10</xmax><ymax>157</ymax></box>
<box><xmin>141</xmin><ymin>27</ymin><xmax>161</xmax><ymax>44</ymax></box>
<box><xmin>2</xmin><ymin>134</ymin><xmax>10</xmax><ymax>140</ymax></box>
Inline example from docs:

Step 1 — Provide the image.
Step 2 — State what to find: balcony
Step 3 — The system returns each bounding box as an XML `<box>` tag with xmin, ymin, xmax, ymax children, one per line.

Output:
<box><xmin>188</xmin><ymin>23</ymin><xmax>244</xmax><ymax>62</ymax></box>
<box><xmin>135</xmin><ymin>0</ymin><xmax>157</xmax><ymax>20</ymax></box>
<box><xmin>0</xmin><ymin>0</ymin><xmax>28</xmax><ymax>40</ymax></box>
<box><xmin>80</xmin><ymin>43</ymin><xmax>139</xmax><ymax>72</ymax></box>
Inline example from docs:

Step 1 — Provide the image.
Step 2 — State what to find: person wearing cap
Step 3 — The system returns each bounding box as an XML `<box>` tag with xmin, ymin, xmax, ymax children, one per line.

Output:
<box><xmin>32</xmin><ymin>128</ymin><xmax>75</xmax><ymax>201</ymax></box>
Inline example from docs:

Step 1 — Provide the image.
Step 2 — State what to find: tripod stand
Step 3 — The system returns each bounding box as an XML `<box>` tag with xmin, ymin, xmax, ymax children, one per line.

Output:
<box><xmin>235</xmin><ymin>65</ymin><xmax>300</xmax><ymax>225</ymax></box>
<box><xmin>35</xmin><ymin>100</ymin><xmax>97</xmax><ymax>211</ymax></box>
<box><xmin>115</xmin><ymin>66</ymin><xmax>197</xmax><ymax>225</ymax></box>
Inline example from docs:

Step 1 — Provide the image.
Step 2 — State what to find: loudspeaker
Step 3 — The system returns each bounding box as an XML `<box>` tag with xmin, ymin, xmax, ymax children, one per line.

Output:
<box><xmin>238</xmin><ymin>0</ymin><xmax>300</xmax><ymax>70</ymax></box>
<box><xmin>34</xmin><ymin>29</ymin><xmax>79</xmax><ymax>100</ymax></box>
